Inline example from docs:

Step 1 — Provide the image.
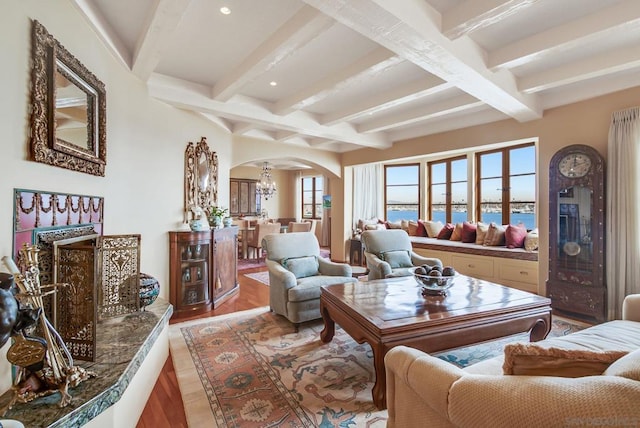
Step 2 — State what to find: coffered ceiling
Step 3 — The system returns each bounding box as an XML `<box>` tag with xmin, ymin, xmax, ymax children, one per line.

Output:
<box><xmin>72</xmin><ymin>0</ymin><xmax>640</xmax><ymax>154</ymax></box>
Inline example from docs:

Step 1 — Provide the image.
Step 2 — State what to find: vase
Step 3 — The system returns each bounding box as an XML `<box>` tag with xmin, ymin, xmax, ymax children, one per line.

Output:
<box><xmin>139</xmin><ymin>273</ymin><xmax>160</xmax><ymax>311</ymax></box>
<box><xmin>223</xmin><ymin>217</ymin><xmax>233</xmax><ymax>227</ymax></box>
<box><xmin>210</xmin><ymin>216</ymin><xmax>222</xmax><ymax>228</ymax></box>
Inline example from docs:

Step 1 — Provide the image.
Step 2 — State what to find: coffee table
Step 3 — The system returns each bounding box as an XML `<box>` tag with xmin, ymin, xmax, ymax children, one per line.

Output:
<box><xmin>319</xmin><ymin>274</ymin><xmax>552</xmax><ymax>409</ymax></box>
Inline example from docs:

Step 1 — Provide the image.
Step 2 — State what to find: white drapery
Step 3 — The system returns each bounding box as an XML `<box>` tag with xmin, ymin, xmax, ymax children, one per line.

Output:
<box><xmin>352</xmin><ymin>164</ymin><xmax>383</xmax><ymax>231</ymax></box>
<box><xmin>293</xmin><ymin>170</ymin><xmax>303</xmax><ymax>221</ymax></box>
<box><xmin>606</xmin><ymin>106</ymin><xmax>640</xmax><ymax>319</ymax></box>
<box><xmin>321</xmin><ymin>175</ymin><xmax>330</xmax><ymax>247</ymax></box>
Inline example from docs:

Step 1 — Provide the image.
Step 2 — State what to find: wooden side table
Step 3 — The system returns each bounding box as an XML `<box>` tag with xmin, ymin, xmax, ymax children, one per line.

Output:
<box><xmin>350</xmin><ymin>238</ymin><xmax>365</xmax><ymax>266</ymax></box>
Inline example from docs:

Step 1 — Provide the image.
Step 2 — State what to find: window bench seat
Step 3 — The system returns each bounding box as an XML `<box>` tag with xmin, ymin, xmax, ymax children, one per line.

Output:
<box><xmin>410</xmin><ymin>237</ymin><xmax>539</xmax><ymax>293</ymax></box>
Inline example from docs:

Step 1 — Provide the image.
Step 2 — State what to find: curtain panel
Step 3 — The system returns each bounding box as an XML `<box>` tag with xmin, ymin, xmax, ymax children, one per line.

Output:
<box><xmin>352</xmin><ymin>164</ymin><xmax>383</xmax><ymax>232</ymax></box>
<box><xmin>606</xmin><ymin>106</ymin><xmax>640</xmax><ymax>319</ymax></box>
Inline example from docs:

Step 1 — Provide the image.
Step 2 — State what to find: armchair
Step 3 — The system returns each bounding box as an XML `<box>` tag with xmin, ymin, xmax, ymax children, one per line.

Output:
<box><xmin>262</xmin><ymin>232</ymin><xmax>357</xmax><ymax>330</ymax></box>
<box><xmin>361</xmin><ymin>229</ymin><xmax>442</xmax><ymax>280</ymax></box>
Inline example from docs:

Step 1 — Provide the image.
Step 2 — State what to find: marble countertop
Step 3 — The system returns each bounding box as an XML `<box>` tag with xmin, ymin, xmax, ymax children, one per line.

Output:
<box><xmin>0</xmin><ymin>299</ymin><xmax>172</xmax><ymax>427</ymax></box>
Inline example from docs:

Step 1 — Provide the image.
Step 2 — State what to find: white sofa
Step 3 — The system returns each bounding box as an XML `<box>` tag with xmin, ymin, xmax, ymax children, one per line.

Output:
<box><xmin>385</xmin><ymin>294</ymin><xmax>640</xmax><ymax>428</ymax></box>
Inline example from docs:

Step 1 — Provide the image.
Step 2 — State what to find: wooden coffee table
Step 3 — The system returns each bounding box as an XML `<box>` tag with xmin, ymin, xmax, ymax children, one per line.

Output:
<box><xmin>319</xmin><ymin>274</ymin><xmax>552</xmax><ymax>409</ymax></box>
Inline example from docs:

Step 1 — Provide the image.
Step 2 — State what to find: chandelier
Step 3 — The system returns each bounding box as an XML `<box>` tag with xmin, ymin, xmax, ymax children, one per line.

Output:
<box><xmin>256</xmin><ymin>162</ymin><xmax>277</xmax><ymax>200</ymax></box>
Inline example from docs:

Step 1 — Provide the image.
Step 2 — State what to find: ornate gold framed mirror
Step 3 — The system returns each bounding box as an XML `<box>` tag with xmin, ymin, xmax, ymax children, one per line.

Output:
<box><xmin>30</xmin><ymin>20</ymin><xmax>107</xmax><ymax>176</ymax></box>
<box><xmin>184</xmin><ymin>137</ymin><xmax>218</xmax><ymax>222</ymax></box>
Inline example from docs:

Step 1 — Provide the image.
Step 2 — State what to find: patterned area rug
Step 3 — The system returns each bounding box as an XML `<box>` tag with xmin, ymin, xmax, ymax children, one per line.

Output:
<box><xmin>244</xmin><ymin>271</ymin><xmax>270</xmax><ymax>286</ymax></box>
<box><xmin>435</xmin><ymin>316</ymin><xmax>587</xmax><ymax>367</ymax></box>
<box><xmin>243</xmin><ymin>269</ymin><xmax>367</xmax><ymax>286</ymax></box>
<box><xmin>169</xmin><ymin>308</ymin><xmax>587</xmax><ymax>427</ymax></box>
<box><xmin>238</xmin><ymin>248</ymin><xmax>330</xmax><ymax>272</ymax></box>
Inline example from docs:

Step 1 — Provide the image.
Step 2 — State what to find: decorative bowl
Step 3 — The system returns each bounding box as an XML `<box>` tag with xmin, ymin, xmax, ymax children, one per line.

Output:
<box><xmin>409</xmin><ymin>267</ymin><xmax>457</xmax><ymax>296</ymax></box>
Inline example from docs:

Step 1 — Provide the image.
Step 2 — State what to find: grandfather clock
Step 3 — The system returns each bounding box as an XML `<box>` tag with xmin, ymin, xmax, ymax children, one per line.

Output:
<box><xmin>547</xmin><ymin>144</ymin><xmax>606</xmax><ymax>321</ymax></box>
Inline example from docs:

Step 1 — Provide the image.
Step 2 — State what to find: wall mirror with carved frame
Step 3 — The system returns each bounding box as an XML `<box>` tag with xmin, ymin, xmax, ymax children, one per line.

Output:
<box><xmin>184</xmin><ymin>137</ymin><xmax>218</xmax><ymax>222</ymax></box>
<box><xmin>30</xmin><ymin>20</ymin><xmax>107</xmax><ymax>176</ymax></box>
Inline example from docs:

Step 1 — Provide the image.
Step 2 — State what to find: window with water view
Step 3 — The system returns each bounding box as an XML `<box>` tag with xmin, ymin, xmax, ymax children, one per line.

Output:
<box><xmin>385</xmin><ymin>143</ymin><xmax>536</xmax><ymax>230</ymax></box>
<box><xmin>302</xmin><ymin>176</ymin><xmax>323</xmax><ymax>219</ymax></box>
<box><xmin>385</xmin><ymin>164</ymin><xmax>419</xmax><ymax>221</ymax></box>
<box><xmin>428</xmin><ymin>156</ymin><xmax>467</xmax><ymax>223</ymax></box>
<box><xmin>477</xmin><ymin>143</ymin><xmax>536</xmax><ymax>230</ymax></box>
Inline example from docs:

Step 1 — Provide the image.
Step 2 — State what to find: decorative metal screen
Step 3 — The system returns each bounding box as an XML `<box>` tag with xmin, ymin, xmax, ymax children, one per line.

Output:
<box><xmin>98</xmin><ymin>235</ymin><xmax>141</xmax><ymax>320</ymax></box>
<box><xmin>56</xmin><ymin>240</ymin><xmax>97</xmax><ymax>361</ymax></box>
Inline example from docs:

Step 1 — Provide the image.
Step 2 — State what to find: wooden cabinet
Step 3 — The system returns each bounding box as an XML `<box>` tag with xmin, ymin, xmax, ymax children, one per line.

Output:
<box><xmin>211</xmin><ymin>227</ymin><xmax>239</xmax><ymax>303</ymax></box>
<box><xmin>169</xmin><ymin>228</ymin><xmax>239</xmax><ymax>317</ymax></box>
<box><xmin>349</xmin><ymin>238</ymin><xmax>365</xmax><ymax>266</ymax></box>
<box><xmin>547</xmin><ymin>145</ymin><xmax>606</xmax><ymax>321</ymax></box>
<box><xmin>230</xmin><ymin>178</ymin><xmax>261</xmax><ymax>217</ymax></box>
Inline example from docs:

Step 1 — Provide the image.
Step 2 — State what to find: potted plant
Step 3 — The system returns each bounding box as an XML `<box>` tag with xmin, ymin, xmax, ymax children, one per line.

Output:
<box><xmin>208</xmin><ymin>206</ymin><xmax>229</xmax><ymax>228</ymax></box>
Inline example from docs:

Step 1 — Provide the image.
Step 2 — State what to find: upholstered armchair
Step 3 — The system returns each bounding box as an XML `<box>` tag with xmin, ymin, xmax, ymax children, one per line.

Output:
<box><xmin>361</xmin><ymin>229</ymin><xmax>442</xmax><ymax>280</ymax></box>
<box><xmin>262</xmin><ymin>232</ymin><xmax>357</xmax><ymax>330</ymax></box>
<box><xmin>246</xmin><ymin>222</ymin><xmax>281</xmax><ymax>260</ymax></box>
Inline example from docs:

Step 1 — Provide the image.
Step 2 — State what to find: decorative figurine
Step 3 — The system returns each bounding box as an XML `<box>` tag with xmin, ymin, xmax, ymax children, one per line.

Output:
<box><xmin>189</xmin><ymin>205</ymin><xmax>211</xmax><ymax>231</ymax></box>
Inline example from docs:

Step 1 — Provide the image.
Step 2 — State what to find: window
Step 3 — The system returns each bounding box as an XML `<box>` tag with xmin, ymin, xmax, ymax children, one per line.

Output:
<box><xmin>428</xmin><ymin>157</ymin><xmax>467</xmax><ymax>223</ymax></box>
<box><xmin>477</xmin><ymin>143</ymin><xmax>536</xmax><ymax>229</ymax></box>
<box><xmin>385</xmin><ymin>164</ymin><xmax>419</xmax><ymax>222</ymax></box>
<box><xmin>302</xmin><ymin>176</ymin><xmax>323</xmax><ymax>219</ymax></box>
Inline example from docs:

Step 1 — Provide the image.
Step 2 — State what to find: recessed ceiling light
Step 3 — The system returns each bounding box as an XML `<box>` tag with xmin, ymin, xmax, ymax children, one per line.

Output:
<box><xmin>270</xmin><ymin>81</ymin><xmax>278</xmax><ymax>86</ymax></box>
<box><xmin>220</xmin><ymin>6</ymin><xmax>231</xmax><ymax>15</ymax></box>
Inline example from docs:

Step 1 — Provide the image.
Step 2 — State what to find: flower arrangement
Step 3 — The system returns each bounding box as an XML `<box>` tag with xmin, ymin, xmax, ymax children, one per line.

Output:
<box><xmin>209</xmin><ymin>206</ymin><xmax>229</xmax><ymax>218</ymax></box>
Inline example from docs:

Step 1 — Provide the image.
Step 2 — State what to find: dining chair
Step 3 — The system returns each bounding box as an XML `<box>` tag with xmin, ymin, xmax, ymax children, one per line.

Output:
<box><xmin>288</xmin><ymin>222</ymin><xmax>312</xmax><ymax>233</ymax></box>
<box><xmin>246</xmin><ymin>222</ymin><xmax>281</xmax><ymax>260</ymax></box>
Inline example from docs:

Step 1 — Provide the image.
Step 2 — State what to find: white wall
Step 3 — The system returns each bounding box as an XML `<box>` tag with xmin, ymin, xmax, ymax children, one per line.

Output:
<box><xmin>0</xmin><ymin>1</ymin><xmax>232</xmax><ymax>393</ymax></box>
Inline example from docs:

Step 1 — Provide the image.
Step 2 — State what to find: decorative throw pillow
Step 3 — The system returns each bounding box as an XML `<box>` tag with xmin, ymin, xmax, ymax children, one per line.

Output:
<box><xmin>484</xmin><ymin>223</ymin><xmax>506</xmax><ymax>246</ymax></box>
<box><xmin>505</xmin><ymin>224</ymin><xmax>527</xmax><ymax>248</ymax></box>
<box><xmin>603</xmin><ymin>348</ymin><xmax>640</xmax><ymax>381</ymax></box>
<box><xmin>385</xmin><ymin>221</ymin><xmax>402</xmax><ymax>229</ymax></box>
<box><xmin>424</xmin><ymin>220</ymin><xmax>444</xmax><ymax>238</ymax></box>
<box><xmin>416</xmin><ymin>220</ymin><xmax>428</xmax><ymax>237</ymax></box>
<box><xmin>358</xmin><ymin>217</ymin><xmax>379</xmax><ymax>232</ymax></box>
<box><xmin>401</xmin><ymin>220</ymin><xmax>410</xmax><ymax>231</ymax></box>
<box><xmin>408</xmin><ymin>220</ymin><xmax>420</xmax><ymax>236</ymax></box>
<box><xmin>475</xmin><ymin>222</ymin><xmax>490</xmax><ymax>245</ymax></box>
<box><xmin>503</xmin><ymin>343</ymin><xmax>628</xmax><ymax>378</ymax></box>
<box><xmin>437</xmin><ymin>223</ymin><xmax>455</xmax><ymax>240</ymax></box>
<box><xmin>364</xmin><ymin>223</ymin><xmax>385</xmax><ymax>231</ymax></box>
<box><xmin>381</xmin><ymin>250</ymin><xmax>413</xmax><ymax>268</ymax></box>
<box><xmin>461</xmin><ymin>221</ymin><xmax>477</xmax><ymax>243</ymax></box>
<box><xmin>282</xmin><ymin>256</ymin><xmax>319</xmax><ymax>279</ymax></box>
<box><xmin>524</xmin><ymin>228</ymin><xmax>539</xmax><ymax>251</ymax></box>
<box><xmin>450</xmin><ymin>223</ymin><xmax>464</xmax><ymax>241</ymax></box>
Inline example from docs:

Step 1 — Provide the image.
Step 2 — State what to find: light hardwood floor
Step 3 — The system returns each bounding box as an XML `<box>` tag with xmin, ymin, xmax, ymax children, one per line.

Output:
<box><xmin>136</xmin><ymin>266</ymin><xmax>270</xmax><ymax>428</ymax></box>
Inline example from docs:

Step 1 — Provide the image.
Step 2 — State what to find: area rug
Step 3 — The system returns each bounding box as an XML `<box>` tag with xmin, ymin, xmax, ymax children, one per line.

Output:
<box><xmin>244</xmin><ymin>271</ymin><xmax>270</xmax><ymax>286</ymax></box>
<box><xmin>239</xmin><ymin>248</ymin><xmax>331</xmax><ymax>272</ymax></box>
<box><xmin>435</xmin><ymin>316</ymin><xmax>587</xmax><ymax>367</ymax></box>
<box><xmin>169</xmin><ymin>308</ymin><xmax>586</xmax><ymax>427</ymax></box>
<box><xmin>243</xmin><ymin>269</ymin><xmax>366</xmax><ymax>286</ymax></box>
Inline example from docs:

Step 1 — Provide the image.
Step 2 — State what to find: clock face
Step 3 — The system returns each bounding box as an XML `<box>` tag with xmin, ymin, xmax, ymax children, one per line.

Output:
<box><xmin>559</xmin><ymin>153</ymin><xmax>592</xmax><ymax>178</ymax></box>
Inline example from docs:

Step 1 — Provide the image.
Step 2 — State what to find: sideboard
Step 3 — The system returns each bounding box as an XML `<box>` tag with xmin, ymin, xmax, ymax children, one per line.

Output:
<box><xmin>169</xmin><ymin>227</ymin><xmax>239</xmax><ymax>318</ymax></box>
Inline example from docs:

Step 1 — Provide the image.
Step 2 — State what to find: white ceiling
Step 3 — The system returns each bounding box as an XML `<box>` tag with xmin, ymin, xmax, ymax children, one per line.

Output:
<box><xmin>73</xmin><ymin>0</ymin><xmax>640</xmax><ymax>156</ymax></box>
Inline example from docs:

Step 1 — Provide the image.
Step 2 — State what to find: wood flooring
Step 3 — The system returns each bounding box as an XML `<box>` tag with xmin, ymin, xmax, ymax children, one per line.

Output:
<box><xmin>136</xmin><ymin>266</ymin><xmax>270</xmax><ymax>428</ymax></box>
